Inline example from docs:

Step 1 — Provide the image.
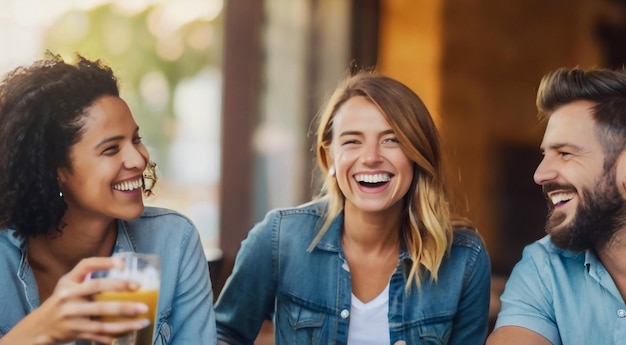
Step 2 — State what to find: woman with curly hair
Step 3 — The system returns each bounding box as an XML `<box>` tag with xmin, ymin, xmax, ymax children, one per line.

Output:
<box><xmin>0</xmin><ymin>54</ymin><xmax>216</xmax><ymax>345</ymax></box>
<box><xmin>214</xmin><ymin>70</ymin><xmax>491</xmax><ymax>344</ymax></box>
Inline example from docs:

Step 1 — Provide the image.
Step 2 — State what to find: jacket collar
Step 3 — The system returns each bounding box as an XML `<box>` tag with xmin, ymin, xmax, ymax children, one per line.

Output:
<box><xmin>113</xmin><ymin>219</ymin><xmax>136</xmax><ymax>253</ymax></box>
<box><xmin>314</xmin><ymin>210</ymin><xmax>344</xmax><ymax>253</ymax></box>
<box><xmin>313</xmin><ymin>209</ymin><xmax>414</xmax><ymax>277</ymax></box>
<box><xmin>4</xmin><ymin>220</ymin><xmax>136</xmax><ymax>254</ymax></box>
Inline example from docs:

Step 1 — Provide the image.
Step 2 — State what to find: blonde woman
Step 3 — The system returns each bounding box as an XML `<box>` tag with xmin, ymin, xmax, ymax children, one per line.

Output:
<box><xmin>215</xmin><ymin>71</ymin><xmax>491</xmax><ymax>344</ymax></box>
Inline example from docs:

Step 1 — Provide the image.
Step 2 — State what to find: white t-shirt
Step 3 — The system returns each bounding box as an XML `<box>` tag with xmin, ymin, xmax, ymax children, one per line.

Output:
<box><xmin>347</xmin><ymin>283</ymin><xmax>390</xmax><ymax>344</ymax></box>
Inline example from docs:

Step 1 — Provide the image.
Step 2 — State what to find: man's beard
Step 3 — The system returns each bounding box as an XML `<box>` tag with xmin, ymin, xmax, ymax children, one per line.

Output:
<box><xmin>545</xmin><ymin>168</ymin><xmax>626</xmax><ymax>252</ymax></box>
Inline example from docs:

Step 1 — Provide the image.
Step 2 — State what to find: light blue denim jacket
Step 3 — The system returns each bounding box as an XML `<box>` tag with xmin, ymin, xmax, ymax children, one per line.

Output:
<box><xmin>0</xmin><ymin>206</ymin><xmax>217</xmax><ymax>345</ymax></box>
<box><xmin>215</xmin><ymin>200</ymin><xmax>491</xmax><ymax>345</ymax></box>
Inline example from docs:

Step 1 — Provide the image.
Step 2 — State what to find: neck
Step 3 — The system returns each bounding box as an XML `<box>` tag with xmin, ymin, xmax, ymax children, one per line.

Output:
<box><xmin>598</xmin><ymin>230</ymin><xmax>626</xmax><ymax>270</ymax></box>
<box><xmin>342</xmin><ymin>202</ymin><xmax>401</xmax><ymax>253</ymax></box>
<box><xmin>27</xmin><ymin>213</ymin><xmax>117</xmax><ymax>274</ymax></box>
<box><xmin>597</xmin><ymin>230</ymin><xmax>626</xmax><ymax>301</ymax></box>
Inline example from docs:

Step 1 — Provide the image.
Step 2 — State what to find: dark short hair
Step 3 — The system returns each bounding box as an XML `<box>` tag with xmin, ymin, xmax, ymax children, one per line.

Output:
<box><xmin>537</xmin><ymin>67</ymin><xmax>626</xmax><ymax>169</ymax></box>
<box><xmin>0</xmin><ymin>53</ymin><xmax>119</xmax><ymax>237</ymax></box>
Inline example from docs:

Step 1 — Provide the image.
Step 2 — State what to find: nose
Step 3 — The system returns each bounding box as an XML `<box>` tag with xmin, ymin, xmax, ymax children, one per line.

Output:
<box><xmin>361</xmin><ymin>142</ymin><xmax>383</xmax><ymax>166</ymax></box>
<box><xmin>533</xmin><ymin>155</ymin><xmax>557</xmax><ymax>185</ymax></box>
<box><xmin>123</xmin><ymin>144</ymin><xmax>149</xmax><ymax>170</ymax></box>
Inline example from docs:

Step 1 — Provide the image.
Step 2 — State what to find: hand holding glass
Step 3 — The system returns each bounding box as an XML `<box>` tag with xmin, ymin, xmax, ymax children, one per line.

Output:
<box><xmin>92</xmin><ymin>252</ymin><xmax>160</xmax><ymax>345</ymax></box>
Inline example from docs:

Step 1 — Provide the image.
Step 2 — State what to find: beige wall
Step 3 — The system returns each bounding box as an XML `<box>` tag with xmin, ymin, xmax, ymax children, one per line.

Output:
<box><xmin>377</xmin><ymin>0</ymin><xmax>604</xmax><ymax>269</ymax></box>
<box><xmin>378</xmin><ymin>0</ymin><xmax>443</xmax><ymax>121</ymax></box>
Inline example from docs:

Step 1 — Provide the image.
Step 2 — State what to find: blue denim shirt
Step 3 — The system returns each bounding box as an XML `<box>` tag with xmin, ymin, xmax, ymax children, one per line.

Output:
<box><xmin>0</xmin><ymin>206</ymin><xmax>217</xmax><ymax>345</ymax></box>
<box><xmin>495</xmin><ymin>235</ymin><xmax>626</xmax><ymax>345</ymax></box>
<box><xmin>215</xmin><ymin>200</ymin><xmax>491</xmax><ymax>345</ymax></box>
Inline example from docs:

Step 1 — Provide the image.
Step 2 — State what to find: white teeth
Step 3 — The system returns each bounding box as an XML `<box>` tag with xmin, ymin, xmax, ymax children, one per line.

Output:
<box><xmin>550</xmin><ymin>193</ymin><xmax>574</xmax><ymax>205</ymax></box>
<box><xmin>113</xmin><ymin>179</ymin><xmax>143</xmax><ymax>191</ymax></box>
<box><xmin>354</xmin><ymin>173</ymin><xmax>391</xmax><ymax>183</ymax></box>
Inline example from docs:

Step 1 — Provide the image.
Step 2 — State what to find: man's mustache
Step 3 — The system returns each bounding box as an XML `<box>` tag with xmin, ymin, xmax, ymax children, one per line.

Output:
<box><xmin>542</xmin><ymin>182</ymin><xmax>577</xmax><ymax>196</ymax></box>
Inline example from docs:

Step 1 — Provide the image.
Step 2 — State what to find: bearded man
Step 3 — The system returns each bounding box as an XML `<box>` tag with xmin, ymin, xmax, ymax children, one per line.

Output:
<box><xmin>488</xmin><ymin>67</ymin><xmax>626</xmax><ymax>345</ymax></box>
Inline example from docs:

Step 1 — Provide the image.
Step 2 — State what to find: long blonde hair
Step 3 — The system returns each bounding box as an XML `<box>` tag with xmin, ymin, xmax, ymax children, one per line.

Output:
<box><xmin>309</xmin><ymin>70</ymin><xmax>473</xmax><ymax>287</ymax></box>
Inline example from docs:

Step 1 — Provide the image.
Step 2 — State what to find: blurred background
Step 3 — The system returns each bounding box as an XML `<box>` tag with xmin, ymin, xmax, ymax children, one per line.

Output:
<box><xmin>3</xmin><ymin>0</ymin><xmax>626</xmax><ymax>341</ymax></box>
<box><xmin>0</xmin><ymin>0</ymin><xmax>224</xmax><ymax>259</ymax></box>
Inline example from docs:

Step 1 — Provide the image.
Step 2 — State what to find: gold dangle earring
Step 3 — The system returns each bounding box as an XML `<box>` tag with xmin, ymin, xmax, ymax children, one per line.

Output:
<box><xmin>142</xmin><ymin>161</ymin><xmax>158</xmax><ymax>197</ymax></box>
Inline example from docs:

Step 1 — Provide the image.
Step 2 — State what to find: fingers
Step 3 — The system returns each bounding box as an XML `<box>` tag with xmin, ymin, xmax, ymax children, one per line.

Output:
<box><xmin>41</xmin><ymin>295</ymin><xmax>151</xmax><ymax>343</ymax></box>
<box><xmin>60</xmin><ymin>299</ymin><xmax>148</xmax><ymax>319</ymax></box>
<box><xmin>52</xmin><ymin>276</ymin><xmax>140</xmax><ymax>306</ymax></box>
<box><xmin>82</xmin><ymin>277</ymin><xmax>141</xmax><ymax>295</ymax></box>
<box><xmin>65</xmin><ymin>317</ymin><xmax>150</xmax><ymax>343</ymax></box>
<box><xmin>30</xmin><ymin>257</ymin><xmax>153</xmax><ymax>344</ymax></box>
<box><xmin>61</xmin><ymin>257</ymin><xmax>122</xmax><ymax>283</ymax></box>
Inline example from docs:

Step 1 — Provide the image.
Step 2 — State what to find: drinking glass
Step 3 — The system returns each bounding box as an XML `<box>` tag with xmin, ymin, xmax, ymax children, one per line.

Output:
<box><xmin>91</xmin><ymin>252</ymin><xmax>161</xmax><ymax>345</ymax></box>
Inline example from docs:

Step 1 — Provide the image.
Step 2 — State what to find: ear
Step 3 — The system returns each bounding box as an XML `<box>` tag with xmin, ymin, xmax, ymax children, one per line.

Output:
<box><xmin>57</xmin><ymin>167</ymin><xmax>69</xmax><ymax>186</ymax></box>
<box><xmin>616</xmin><ymin>151</ymin><xmax>626</xmax><ymax>195</ymax></box>
<box><xmin>325</xmin><ymin>147</ymin><xmax>334</xmax><ymax>174</ymax></box>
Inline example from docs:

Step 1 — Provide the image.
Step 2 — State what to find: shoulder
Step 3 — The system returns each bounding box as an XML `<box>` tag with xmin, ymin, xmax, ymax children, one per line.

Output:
<box><xmin>451</xmin><ymin>227</ymin><xmax>486</xmax><ymax>252</ymax></box>
<box><xmin>521</xmin><ymin>235</ymin><xmax>579</xmax><ymax>260</ymax></box>
<box><xmin>0</xmin><ymin>229</ymin><xmax>22</xmax><ymax>261</ymax></box>
<box><xmin>272</xmin><ymin>199</ymin><xmax>327</xmax><ymax>218</ymax></box>
<box><xmin>124</xmin><ymin>206</ymin><xmax>198</xmax><ymax>240</ymax></box>
<box><xmin>246</xmin><ymin>200</ymin><xmax>329</xmax><ymax>246</ymax></box>
<box><xmin>0</xmin><ymin>229</ymin><xmax>23</xmax><ymax>251</ymax></box>
<box><xmin>122</xmin><ymin>207</ymin><xmax>206</xmax><ymax>261</ymax></box>
<box><xmin>518</xmin><ymin>235</ymin><xmax>583</xmax><ymax>269</ymax></box>
<box><xmin>448</xmin><ymin>228</ymin><xmax>490</xmax><ymax>272</ymax></box>
<box><xmin>133</xmin><ymin>206</ymin><xmax>196</xmax><ymax>227</ymax></box>
<box><xmin>258</xmin><ymin>199</ymin><xmax>327</xmax><ymax>229</ymax></box>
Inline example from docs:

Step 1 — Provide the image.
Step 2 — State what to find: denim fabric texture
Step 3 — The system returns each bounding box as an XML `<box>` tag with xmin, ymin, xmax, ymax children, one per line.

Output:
<box><xmin>215</xmin><ymin>200</ymin><xmax>491</xmax><ymax>345</ymax></box>
<box><xmin>0</xmin><ymin>206</ymin><xmax>217</xmax><ymax>345</ymax></box>
<box><xmin>495</xmin><ymin>235</ymin><xmax>626</xmax><ymax>345</ymax></box>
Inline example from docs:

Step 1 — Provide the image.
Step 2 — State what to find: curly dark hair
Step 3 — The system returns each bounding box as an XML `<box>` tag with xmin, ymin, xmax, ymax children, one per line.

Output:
<box><xmin>0</xmin><ymin>53</ymin><xmax>119</xmax><ymax>237</ymax></box>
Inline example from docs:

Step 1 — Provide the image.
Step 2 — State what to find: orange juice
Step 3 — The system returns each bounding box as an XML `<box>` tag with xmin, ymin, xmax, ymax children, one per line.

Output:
<box><xmin>95</xmin><ymin>289</ymin><xmax>159</xmax><ymax>344</ymax></box>
<box><xmin>95</xmin><ymin>289</ymin><xmax>159</xmax><ymax>322</ymax></box>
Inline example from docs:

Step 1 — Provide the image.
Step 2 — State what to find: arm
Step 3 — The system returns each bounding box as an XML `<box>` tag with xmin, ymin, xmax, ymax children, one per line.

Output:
<box><xmin>487</xmin><ymin>243</ymin><xmax>559</xmax><ymax>345</ymax></box>
<box><xmin>449</xmin><ymin>236</ymin><xmax>492</xmax><ymax>345</ymax></box>
<box><xmin>0</xmin><ymin>257</ymin><xmax>149</xmax><ymax>345</ymax></box>
<box><xmin>487</xmin><ymin>326</ymin><xmax>552</xmax><ymax>345</ymax></box>
<box><xmin>214</xmin><ymin>211</ymin><xmax>277</xmax><ymax>345</ymax></box>
<box><xmin>166</xmin><ymin>222</ymin><xmax>217</xmax><ymax>344</ymax></box>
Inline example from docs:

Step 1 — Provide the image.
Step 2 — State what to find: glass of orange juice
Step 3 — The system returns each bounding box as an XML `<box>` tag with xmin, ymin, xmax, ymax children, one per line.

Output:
<box><xmin>92</xmin><ymin>252</ymin><xmax>160</xmax><ymax>345</ymax></box>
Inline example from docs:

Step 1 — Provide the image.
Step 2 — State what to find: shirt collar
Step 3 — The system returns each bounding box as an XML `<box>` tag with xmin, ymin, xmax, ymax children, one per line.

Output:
<box><xmin>4</xmin><ymin>220</ymin><xmax>136</xmax><ymax>255</ymax></box>
<box><xmin>4</xmin><ymin>228</ymin><xmax>26</xmax><ymax>250</ymax></box>
<box><xmin>314</xmin><ymin>211</ymin><xmax>344</xmax><ymax>253</ymax></box>
<box><xmin>313</xmin><ymin>210</ymin><xmax>414</xmax><ymax>269</ymax></box>
<box><xmin>113</xmin><ymin>219</ymin><xmax>136</xmax><ymax>253</ymax></box>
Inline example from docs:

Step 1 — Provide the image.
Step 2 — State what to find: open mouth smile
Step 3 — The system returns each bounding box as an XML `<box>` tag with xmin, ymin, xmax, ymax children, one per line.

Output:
<box><xmin>112</xmin><ymin>178</ymin><xmax>143</xmax><ymax>191</ymax></box>
<box><xmin>548</xmin><ymin>192</ymin><xmax>575</xmax><ymax>208</ymax></box>
<box><xmin>354</xmin><ymin>173</ymin><xmax>393</xmax><ymax>187</ymax></box>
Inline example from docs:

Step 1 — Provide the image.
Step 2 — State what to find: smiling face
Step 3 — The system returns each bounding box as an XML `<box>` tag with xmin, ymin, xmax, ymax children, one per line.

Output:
<box><xmin>328</xmin><ymin>96</ymin><xmax>413</xmax><ymax>217</ymax></box>
<box><xmin>535</xmin><ymin>100</ymin><xmax>626</xmax><ymax>250</ymax></box>
<box><xmin>57</xmin><ymin>95</ymin><xmax>149</xmax><ymax>222</ymax></box>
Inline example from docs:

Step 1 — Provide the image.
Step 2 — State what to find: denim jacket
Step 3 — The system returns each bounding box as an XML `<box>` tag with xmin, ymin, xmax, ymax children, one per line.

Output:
<box><xmin>215</xmin><ymin>200</ymin><xmax>491</xmax><ymax>345</ymax></box>
<box><xmin>0</xmin><ymin>206</ymin><xmax>217</xmax><ymax>345</ymax></box>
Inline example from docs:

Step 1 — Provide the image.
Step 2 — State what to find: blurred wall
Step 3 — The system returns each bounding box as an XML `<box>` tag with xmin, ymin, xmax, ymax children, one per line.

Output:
<box><xmin>378</xmin><ymin>0</ymin><xmax>608</xmax><ymax>274</ymax></box>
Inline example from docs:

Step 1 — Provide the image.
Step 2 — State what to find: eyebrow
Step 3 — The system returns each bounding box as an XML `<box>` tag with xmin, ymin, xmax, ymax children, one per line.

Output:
<box><xmin>94</xmin><ymin>126</ymin><xmax>140</xmax><ymax>149</ymax></box>
<box><xmin>541</xmin><ymin>142</ymin><xmax>584</xmax><ymax>153</ymax></box>
<box><xmin>338</xmin><ymin>129</ymin><xmax>395</xmax><ymax>137</ymax></box>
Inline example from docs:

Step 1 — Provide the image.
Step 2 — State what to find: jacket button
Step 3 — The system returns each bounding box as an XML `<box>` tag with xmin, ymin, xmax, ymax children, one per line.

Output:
<box><xmin>340</xmin><ymin>309</ymin><xmax>350</xmax><ymax>319</ymax></box>
<box><xmin>618</xmin><ymin>309</ymin><xmax>626</xmax><ymax>318</ymax></box>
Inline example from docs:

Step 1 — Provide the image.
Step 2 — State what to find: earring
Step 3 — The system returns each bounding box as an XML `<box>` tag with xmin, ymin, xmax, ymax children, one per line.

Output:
<box><xmin>143</xmin><ymin>160</ymin><xmax>158</xmax><ymax>197</ymax></box>
<box><xmin>329</xmin><ymin>166</ymin><xmax>336</xmax><ymax>177</ymax></box>
<box><xmin>59</xmin><ymin>191</ymin><xmax>63</xmax><ymax>198</ymax></box>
